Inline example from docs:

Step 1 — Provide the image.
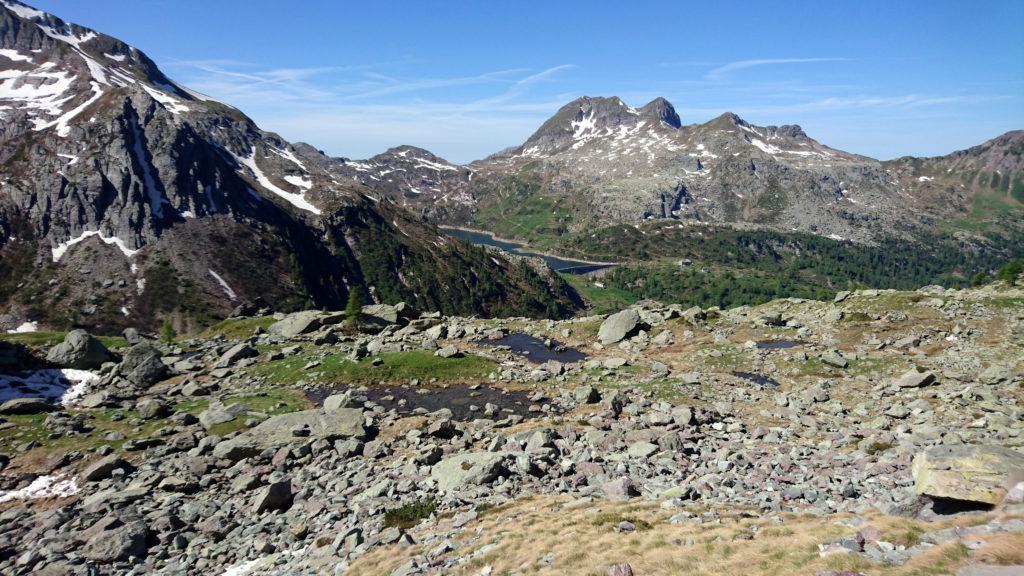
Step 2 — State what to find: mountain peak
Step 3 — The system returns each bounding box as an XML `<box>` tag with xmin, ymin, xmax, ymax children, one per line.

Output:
<box><xmin>523</xmin><ymin>96</ymin><xmax>680</xmax><ymax>152</ymax></box>
<box><xmin>638</xmin><ymin>97</ymin><xmax>681</xmax><ymax>128</ymax></box>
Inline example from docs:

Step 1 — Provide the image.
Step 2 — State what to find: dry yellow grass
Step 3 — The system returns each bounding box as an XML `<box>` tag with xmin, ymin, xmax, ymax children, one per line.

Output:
<box><xmin>345</xmin><ymin>496</ymin><xmax>1024</xmax><ymax>576</ymax></box>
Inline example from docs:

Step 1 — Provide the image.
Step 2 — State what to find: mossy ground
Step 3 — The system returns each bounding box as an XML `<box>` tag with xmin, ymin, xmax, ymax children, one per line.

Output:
<box><xmin>0</xmin><ymin>387</ymin><xmax>310</xmax><ymax>470</ymax></box>
<box><xmin>0</xmin><ymin>331</ymin><xmax>128</xmax><ymax>350</ymax></box>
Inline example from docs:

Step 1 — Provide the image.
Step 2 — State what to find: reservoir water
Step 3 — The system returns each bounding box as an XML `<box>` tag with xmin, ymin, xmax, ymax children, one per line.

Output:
<box><xmin>440</xmin><ymin>227</ymin><xmax>612</xmax><ymax>274</ymax></box>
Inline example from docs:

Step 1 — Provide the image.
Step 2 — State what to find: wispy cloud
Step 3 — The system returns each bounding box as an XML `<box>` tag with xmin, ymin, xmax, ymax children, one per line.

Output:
<box><xmin>705</xmin><ymin>58</ymin><xmax>848</xmax><ymax>80</ymax></box>
<box><xmin>165</xmin><ymin>61</ymin><xmax>575</xmax><ymax>162</ymax></box>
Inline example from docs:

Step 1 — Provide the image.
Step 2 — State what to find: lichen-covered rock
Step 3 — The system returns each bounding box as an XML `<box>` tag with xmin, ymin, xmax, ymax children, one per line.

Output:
<box><xmin>912</xmin><ymin>445</ymin><xmax>1024</xmax><ymax>505</ymax></box>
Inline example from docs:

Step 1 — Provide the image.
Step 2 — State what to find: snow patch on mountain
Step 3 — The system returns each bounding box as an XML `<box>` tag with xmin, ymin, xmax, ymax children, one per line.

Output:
<box><xmin>208</xmin><ymin>269</ymin><xmax>237</xmax><ymax>300</ymax></box>
<box><xmin>51</xmin><ymin>230</ymin><xmax>138</xmax><ymax>262</ymax></box>
<box><xmin>141</xmin><ymin>84</ymin><xmax>189</xmax><ymax>114</ymax></box>
<box><xmin>236</xmin><ymin>149</ymin><xmax>321</xmax><ymax>215</ymax></box>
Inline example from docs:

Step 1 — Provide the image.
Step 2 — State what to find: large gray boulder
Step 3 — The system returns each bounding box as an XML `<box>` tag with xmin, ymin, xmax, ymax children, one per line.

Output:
<box><xmin>912</xmin><ymin>444</ymin><xmax>1024</xmax><ymax>505</ymax></box>
<box><xmin>118</xmin><ymin>343</ymin><xmax>169</xmax><ymax>387</ymax></box>
<box><xmin>598</xmin><ymin>309</ymin><xmax>641</xmax><ymax>345</ymax></box>
<box><xmin>430</xmin><ymin>452</ymin><xmax>505</xmax><ymax>492</ymax></box>
<box><xmin>45</xmin><ymin>330</ymin><xmax>113</xmax><ymax>369</ymax></box>
<box><xmin>267</xmin><ymin>311</ymin><xmax>344</xmax><ymax>338</ymax></box>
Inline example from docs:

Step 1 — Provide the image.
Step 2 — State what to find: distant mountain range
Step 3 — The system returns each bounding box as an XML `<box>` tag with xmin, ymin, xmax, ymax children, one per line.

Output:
<box><xmin>1</xmin><ymin>0</ymin><xmax>1021</xmax><ymax>332</ymax></box>
<box><xmin>0</xmin><ymin>0</ymin><xmax>581</xmax><ymax>332</ymax></box>
<box><xmin>326</xmin><ymin>96</ymin><xmax>1023</xmax><ymax>247</ymax></box>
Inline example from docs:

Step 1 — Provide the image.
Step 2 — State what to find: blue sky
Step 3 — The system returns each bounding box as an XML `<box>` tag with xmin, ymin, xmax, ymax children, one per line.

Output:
<box><xmin>30</xmin><ymin>0</ymin><xmax>1024</xmax><ymax>163</ymax></box>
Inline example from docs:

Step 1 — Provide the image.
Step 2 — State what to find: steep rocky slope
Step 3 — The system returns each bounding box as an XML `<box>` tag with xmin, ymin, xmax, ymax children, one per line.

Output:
<box><xmin>330</xmin><ymin>96</ymin><xmax>1023</xmax><ymax>248</ymax></box>
<box><xmin>0</xmin><ymin>1</ymin><xmax>581</xmax><ymax>333</ymax></box>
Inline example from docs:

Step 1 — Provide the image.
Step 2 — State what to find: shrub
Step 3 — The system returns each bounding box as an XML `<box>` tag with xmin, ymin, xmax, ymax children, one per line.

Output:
<box><xmin>383</xmin><ymin>499</ymin><xmax>437</xmax><ymax>530</ymax></box>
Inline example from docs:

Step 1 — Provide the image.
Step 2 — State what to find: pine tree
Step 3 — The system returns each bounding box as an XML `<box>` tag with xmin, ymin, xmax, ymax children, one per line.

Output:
<box><xmin>344</xmin><ymin>289</ymin><xmax>363</xmax><ymax>326</ymax></box>
<box><xmin>160</xmin><ymin>318</ymin><xmax>176</xmax><ymax>343</ymax></box>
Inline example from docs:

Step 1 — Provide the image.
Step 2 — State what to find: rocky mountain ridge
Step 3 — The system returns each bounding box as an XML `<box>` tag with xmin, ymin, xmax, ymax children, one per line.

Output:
<box><xmin>328</xmin><ymin>96</ymin><xmax>1022</xmax><ymax>246</ymax></box>
<box><xmin>0</xmin><ymin>0</ymin><xmax>582</xmax><ymax>332</ymax></box>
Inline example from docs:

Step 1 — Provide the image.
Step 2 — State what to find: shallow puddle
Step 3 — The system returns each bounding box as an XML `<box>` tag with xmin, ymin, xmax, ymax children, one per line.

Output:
<box><xmin>731</xmin><ymin>371</ymin><xmax>781</xmax><ymax>387</ymax></box>
<box><xmin>480</xmin><ymin>332</ymin><xmax>587</xmax><ymax>364</ymax></box>
<box><xmin>756</xmin><ymin>340</ymin><xmax>799</xmax><ymax>350</ymax></box>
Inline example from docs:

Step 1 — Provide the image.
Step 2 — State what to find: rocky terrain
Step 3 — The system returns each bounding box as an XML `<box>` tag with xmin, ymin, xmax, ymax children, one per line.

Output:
<box><xmin>327</xmin><ymin>97</ymin><xmax>1023</xmax><ymax>249</ymax></box>
<box><xmin>0</xmin><ymin>276</ymin><xmax>1021</xmax><ymax>575</ymax></box>
<box><xmin>0</xmin><ymin>0</ymin><xmax>581</xmax><ymax>334</ymax></box>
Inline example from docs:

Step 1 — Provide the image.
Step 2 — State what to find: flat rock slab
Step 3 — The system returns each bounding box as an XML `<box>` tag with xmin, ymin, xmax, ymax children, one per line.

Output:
<box><xmin>430</xmin><ymin>452</ymin><xmax>504</xmax><ymax>492</ymax></box>
<box><xmin>913</xmin><ymin>444</ymin><xmax>1024</xmax><ymax>505</ymax></box>
<box><xmin>213</xmin><ymin>408</ymin><xmax>366</xmax><ymax>460</ymax></box>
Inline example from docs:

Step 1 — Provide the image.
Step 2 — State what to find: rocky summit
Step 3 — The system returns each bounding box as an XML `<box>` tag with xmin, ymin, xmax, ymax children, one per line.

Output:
<box><xmin>0</xmin><ymin>278</ymin><xmax>1022</xmax><ymax>575</ymax></box>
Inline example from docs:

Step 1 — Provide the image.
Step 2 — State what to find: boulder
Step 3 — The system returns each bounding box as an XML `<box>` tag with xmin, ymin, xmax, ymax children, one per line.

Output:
<box><xmin>430</xmin><ymin>452</ymin><xmax>504</xmax><ymax>492</ymax></box>
<box><xmin>45</xmin><ymin>330</ymin><xmax>112</xmax><ymax>369</ymax></box>
<box><xmin>82</xmin><ymin>521</ymin><xmax>148</xmax><ymax>562</ymax></box>
<box><xmin>894</xmin><ymin>368</ymin><xmax>936</xmax><ymax>388</ymax></box>
<box><xmin>0</xmin><ymin>397</ymin><xmax>56</xmax><ymax>415</ymax></box>
<box><xmin>603</xmin><ymin>477</ymin><xmax>637</xmax><ymax>500</ymax></box>
<box><xmin>607</xmin><ymin>564</ymin><xmax>634</xmax><ymax>576</ymax></box>
<box><xmin>135</xmin><ymin>398</ymin><xmax>167</xmax><ymax>419</ymax></box>
<box><xmin>211</xmin><ymin>436</ymin><xmax>261</xmax><ymax>461</ymax></box>
<box><xmin>267</xmin><ymin>311</ymin><xmax>344</xmax><ymax>338</ymax></box>
<box><xmin>572</xmin><ymin>385</ymin><xmax>600</xmax><ymax>404</ymax></box>
<box><xmin>598</xmin><ymin>309</ymin><xmax>641</xmax><ymax>345</ymax></box>
<box><xmin>214</xmin><ymin>343</ymin><xmax>258</xmax><ymax>368</ymax></box>
<box><xmin>323</xmin><ymin>393</ymin><xmax>353</xmax><ymax>412</ymax></box>
<box><xmin>253</xmin><ymin>479</ymin><xmax>293</xmax><ymax>513</ymax></box>
<box><xmin>199</xmin><ymin>403</ymin><xmax>247</xmax><ymax>429</ymax></box>
<box><xmin>122</xmin><ymin>327</ymin><xmax>142</xmax><ymax>345</ymax></box>
<box><xmin>118</xmin><ymin>343</ymin><xmax>169</xmax><ymax>387</ymax></box>
<box><xmin>82</xmin><ymin>454</ymin><xmax>133</xmax><ymax>482</ymax></box>
<box><xmin>820</xmin><ymin>351</ymin><xmax>848</xmax><ymax>369</ymax></box>
<box><xmin>912</xmin><ymin>444</ymin><xmax>1024</xmax><ymax>505</ymax></box>
<box><xmin>362</xmin><ymin>304</ymin><xmax>401</xmax><ymax>325</ymax></box>
<box><xmin>435</xmin><ymin>345</ymin><xmax>461</xmax><ymax>359</ymax></box>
